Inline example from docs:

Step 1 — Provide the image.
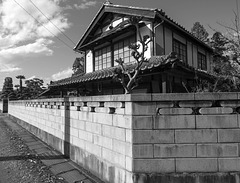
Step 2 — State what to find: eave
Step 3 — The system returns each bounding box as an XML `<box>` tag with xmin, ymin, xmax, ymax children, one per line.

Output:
<box><xmin>49</xmin><ymin>55</ymin><xmax>214</xmax><ymax>88</ymax></box>
<box><xmin>73</xmin><ymin>3</ymin><xmax>213</xmax><ymax>53</ymax></box>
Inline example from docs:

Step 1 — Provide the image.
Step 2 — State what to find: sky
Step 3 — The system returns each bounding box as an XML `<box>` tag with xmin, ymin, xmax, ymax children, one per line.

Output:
<box><xmin>0</xmin><ymin>0</ymin><xmax>238</xmax><ymax>90</ymax></box>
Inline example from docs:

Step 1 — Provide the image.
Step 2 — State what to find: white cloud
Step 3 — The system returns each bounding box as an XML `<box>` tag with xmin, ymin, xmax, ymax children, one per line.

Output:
<box><xmin>0</xmin><ymin>64</ymin><xmax>21</xmax><ymax>73</ymax></box>
<box><xmin>74</xmin><ymin>0</ymin><xmax>97</xmax><ymax>10</ymax></box>
<box><xmin>51</xmin><ymin>68</ymin><xmax>73</xmax><ymax>81</ymax></box>
<box><xmin>0</xmin><ymin>39</ymin><xmax>53</xmax><ymax>59</ymax></box>
<box><xmin>0</xmin><ymin>0</ymin><xmax>71</xmax><ymax>62</ymax></box>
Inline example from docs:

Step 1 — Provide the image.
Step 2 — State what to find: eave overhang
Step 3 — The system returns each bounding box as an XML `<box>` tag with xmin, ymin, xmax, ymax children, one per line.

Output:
<box><xmin>74</xmin><ymin>3</ymin><xmax>213</xmax><ymax>53</ymax></box>
<box><xmin>50</xmin><ymin>55</ymin><xmax>214</xmax><ymax>88</ymax></box>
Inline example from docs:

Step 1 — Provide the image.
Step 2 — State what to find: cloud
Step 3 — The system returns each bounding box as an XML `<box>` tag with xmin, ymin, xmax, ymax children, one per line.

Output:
<box><xmin>51</xmin><ymin>68</ymin><xmax>73</xmax><ymax>81</ymax></box>
<box><xmin>74</xmin><ymin>0</ymin><xmax>97</xmax><ymax>10</ymax></box>
<box><xmin>0</xmin><ymin>39</ymin><xmax>53</xmax><ymax>59</ymax></box>
<box><xmin>0</xmin><ymin>64</ymin><xmax>21</xmax><ymax>73</ymax></box>
<box><xmin>0</xmin><ymin>0</ymin><xmax>71</xmax><ymax>59</ymax></box>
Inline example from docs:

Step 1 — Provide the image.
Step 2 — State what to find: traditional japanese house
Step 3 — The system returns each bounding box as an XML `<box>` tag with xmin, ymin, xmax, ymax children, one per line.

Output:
<box><xmin>46</xmin><ymin>2</ymin><xmax>213</xmax><ymax>97</ymax></box>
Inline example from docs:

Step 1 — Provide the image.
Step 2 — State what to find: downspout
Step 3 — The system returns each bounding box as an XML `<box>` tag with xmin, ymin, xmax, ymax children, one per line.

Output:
<box><xmin>153</xmin><ymin>19</ymin><xmax>164</xmax><ymax>56</ymax></box>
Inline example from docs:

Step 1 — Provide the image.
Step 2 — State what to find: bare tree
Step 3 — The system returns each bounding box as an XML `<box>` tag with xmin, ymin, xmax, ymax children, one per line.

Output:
<box><xmin>114</xmin><ymin>16</ymin><xmax>152</xmax><ymax>94</ymax></box>
<box><xmin>217</xmin><ymin>0</ymin><xmax>240</xmax><ymax>65</ymax></box>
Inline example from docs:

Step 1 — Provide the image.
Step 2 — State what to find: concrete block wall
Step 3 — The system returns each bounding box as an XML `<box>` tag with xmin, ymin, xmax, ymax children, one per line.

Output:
<box><xmin>8</xmin><ymin>96</ymin><xmax>133</xmax><ymax>183</ymax></box>
<box><xmin>7</xmin><ymin>93</ymin><xmax>240</xmax><ymax>183</ymax></box>
<box><xmin>130</xmin><ymin>93</ymin><xmax>240</xmax><ymax>179</ymax></box>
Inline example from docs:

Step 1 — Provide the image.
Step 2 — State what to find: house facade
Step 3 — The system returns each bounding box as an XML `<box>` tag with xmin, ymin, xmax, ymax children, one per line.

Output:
<box><xmin>47</xmin><ymin>2</ymin><xmax>213</xmax><ymax>97</ymax></box>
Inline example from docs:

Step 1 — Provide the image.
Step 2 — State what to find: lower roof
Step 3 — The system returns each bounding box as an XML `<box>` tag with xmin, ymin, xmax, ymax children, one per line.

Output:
<box><xmin>49</xmin><ymin>55</ymin><xmax>213</xmax><ymax>88</ymax></box>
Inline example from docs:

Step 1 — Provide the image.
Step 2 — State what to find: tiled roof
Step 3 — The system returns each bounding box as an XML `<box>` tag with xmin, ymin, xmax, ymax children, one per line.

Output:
<box><xmin>50</xmin><ymin>55</ymin><xmax>213</xmax><ymax>87</ymax></box>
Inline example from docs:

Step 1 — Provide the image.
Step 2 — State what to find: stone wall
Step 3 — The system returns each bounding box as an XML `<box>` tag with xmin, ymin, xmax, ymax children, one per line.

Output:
<box><xmin>7</xmin><ymin>93</ymin><xmax>240</xmax><ymax>183</ymax></box>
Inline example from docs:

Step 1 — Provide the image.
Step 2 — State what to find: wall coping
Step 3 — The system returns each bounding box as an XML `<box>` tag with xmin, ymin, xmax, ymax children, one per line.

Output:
<box><xmin>7</xmin><ymin>92</ymin><xmax>240</xmax><ymax>103</ymax></box>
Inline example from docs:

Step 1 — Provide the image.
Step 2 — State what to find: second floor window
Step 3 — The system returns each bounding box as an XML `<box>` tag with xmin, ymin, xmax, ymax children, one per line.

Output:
<box><xmin>114</xmin><ymin>36</ymin><xmax>136</xmax><ymax>66</ymax></box>
<box><xmin>94</xmin><ymin>35</ymin><xmax>136</xmax><ymax>71</ymax></box>
<box><xmin>94</xmin><ymin>46</ymin><xmax>111</xmax><ymax>71</ymax></box>
<box><xmin>173</xmin><ymin>39</ymin><xmax>187</xmax><ymax>63</ymax></box>
<box><xmin>198</xmin><ymin>52</ymin><xmax>207</xmax><ymax>70</ymax></box>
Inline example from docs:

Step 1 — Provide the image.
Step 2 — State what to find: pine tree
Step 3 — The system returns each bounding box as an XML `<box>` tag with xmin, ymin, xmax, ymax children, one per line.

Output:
<box><xmin>191</xmin><ymin>22</ymin><xmax>209</xmax><ymax>42</ymax></box>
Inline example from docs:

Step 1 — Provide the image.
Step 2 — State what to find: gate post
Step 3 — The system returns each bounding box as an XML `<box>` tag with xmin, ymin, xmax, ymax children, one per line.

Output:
<box><xmin>3</xmin><ymin>99</ymin><xmax>8</xmax><ymax>113</ymax></box>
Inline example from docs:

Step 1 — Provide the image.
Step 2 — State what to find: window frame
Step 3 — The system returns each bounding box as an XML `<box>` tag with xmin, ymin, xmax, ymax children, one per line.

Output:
<box><xmin>172</xmin><ymin>39</ymin><xmax>187</xmax><ymax>64</ymax></box>
<box><xmin>197</xmin><ymin>52</ymin><xmax>207</xmax><ymax>70</ymax></box>
<box><xmin>93</xmin><ymin>34</ymin><xmax>136</xmax><ymax>71</ymax></box>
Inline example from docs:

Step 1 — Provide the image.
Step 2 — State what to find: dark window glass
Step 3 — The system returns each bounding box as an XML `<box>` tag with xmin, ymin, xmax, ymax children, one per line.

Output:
<box><xmin>173</xmin><ymin>39</ymin><xmax>187</xmax><ymax>63</ymax></box>
<box><xmin>94</xmin><ymin>46</ymin><xmax>111</xmax><ymax>71</ymax></box>
<box><xmin>114</xmin><ymin>36</ymin><xmax>136</xmax><ymax>66</ymax></box>
<box><xmin>198</xmin><ymin>52</ymin><xmax>207</xmax><ymax>70</ymax></box>
<box><xmin>94</xmin><ymin>35</ymin><xmax>136</xmax><ymax>71</ymax></box>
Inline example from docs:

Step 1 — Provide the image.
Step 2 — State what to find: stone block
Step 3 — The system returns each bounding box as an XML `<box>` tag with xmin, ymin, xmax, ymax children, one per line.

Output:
<box><xmin>218</xmin><ymin>129</ymin><xmax>240</xmax><ymax>142</ymax></box>
<box><xmin>113</xmin><ymin>140</ymin><xmax>132</xmax><ymax>156</ymax></box>
<box><xmin>70</xmin><ymin>110</ymin><xmax>79</xmax><ymax>119</ymax></box>
<box><xmin>70</xmin><ymin>106</ymin><xmax>78</xmax><ymax>111</ymax></box>
<box><xmin>125</xmin><ymin>102</ymin><xmax>157</xmax><ymax>115</ymax></box>
<box><xmin>70</xmin><ymin>127</ymin><xmax>79</xmax><ymax>137</ymax></box>
<box><xmin>126</xmin><ymin>129</ymin><xmax>132</xmax><ymax>143</ymax></box>
<box><xmin>87</xmin><ymin>101</ymin><xmax>100</xmax><ymax>107</ymax></box>
<box><xmin>219</xmin><ymin>158</ymin><xmax>240</xmax><ymax>171</ymax></box>
<box><xmin>176</xmin><ymin>158</ymin><xmax>218</xmax><ymax>172</ymax></box>
<box><xmin>175</xmin><ymin>129</ymin><xmax>217</xmax><ymax>143</ymax></box>
<box><xmin>196</xmin><ymin>115</ymin><xmax>238</xmax><ymax>129</ymax></box>
<box><xmin>102</xmin><ymin>148</ymin><xmax>114</xmax><ymax>163</ymax></box>
<box><xmin>114</xmin><ymin>127</ymin><xmax>126</xmax><ymax>142</ymax></box>
<box><xmin>92</xmin><ymin>113</ymin><xmax>113</xmax><ymax>125</ymax></box>
<box><xmin>85</xmin><ymin>142</ymin><xmax>102</xmax><ymax>158</ymax></box>
<box><xmin>195</xmin><ymin>92</ymin><xmax>238</xmax><ymax>101</ymax></box>
<box><xmin>128</xmin><ymin>94</ymin><xmax>152</xmax><ymax>101</ymax></box>
<box><xmin>71</xmin><ymin>136</ymin><xmax>85</xmax><ymax>149</ymax></box>
<box><xmin>133</xmin><ymin>159</ymin><xmax>175</xmax><ymax>173</ymax></box>
<box><xmin>199</xmin><ymin>107</ymin><xmax>233</xmax><ymax>115</ymax></box>
<box><xmin>132</xmin><ymin>116</ymin><xmax>153</xmax><ymax>129</ymax></box>
<box><xmin>113</xmin><ymin>115</ymin><xmax>132</xmax><ymax>129</ymax></box>
<box><xmin>105</xmin><ymin>101</ymin><xmax>124</xmax><ymax>108</ymax></box>
<box><xmin>70</xmin><ymin>119</ymin><xmax>85</xmax><ymax>130</ymax></box>
<box><xmin>102</xmin><ymin>126</ymin><xmax>126</xmax><ymax>142</ymax></box>
<box><xmin>85</xmin><ymin>122</ymin><xmax>101</xmax><ymax>135</ymax></box>
<box><xmin>197</xmin><ymin>143</ymin><xmax>238</xmax><ymax>157</ymax></box>
<box><xmin>101</xmin><ymin>136</ymin><xmax>113</xmax><ymax>150</ymax></box>
<box><xmin>154</xmin><ymin>144</ymin><xmax>196</xmax><ymax>158</ymax></box>
<box><xmin>158</xmin><ymin>108</ymin><xmax>193</xmax><ymax>115</ymax></box>
<box><xmin>133</xmin><ymin>130</ymin><xmax>174</xmax><ymax>144</ymax></box>
<box><xmin>152</xmin><ymin>93</ymin><xmax>195</xmax><ymax>101</ymax></box>
<box><xmin>78</xmin><ymin>129</ymin><xmax>93</xmax><ymax>142</ymax></box>
<box><xmin>154</xmin><ymin>115</ymin><xmax>195</xmax><ymax>129</ymax></box>
<box><xmin>115</xmin><ymin>108</ymin><xmax>125</xmax><ymax>115</ymax></box>
<box><xmin>156</xmin><ymin>101</ymin><xmax>174</xmax><ymax>108</ymax></box>
<box><xmin>80</xmin><ymin>106</ymin><xmax>91</xmax><ymax>112</ymax></box>
<box><xmin>126</xmin><ymin>159</ymin><xmax>133</xmax><ymax>173</ymax></box>
<box><xmin>102</xmin><ymin>148</ymin><xmax>126</xmax><ymax>168</ymax></box>
<box><xmin>179</xmin><ymin>100</ymin><xmax>212</xmax><ymax>108</ymax></box>
<box><xmin>95</xmin><ymin>107</ymin><xmax>111</xmax><ymax>114</ymax></box>
<box><xmin>133</xmin><ymin>144</ymin><xmax>153</xmax><ymax>158</ymax></box>
<box><xmin>78</xmin><ymin>111</ymin><xmax>92</xmax><ymax>122</ymax></box>
<box><xmin>220</xmin><ymin>100</ymin><xmax>240</xmax><ymax>107</ymax></box>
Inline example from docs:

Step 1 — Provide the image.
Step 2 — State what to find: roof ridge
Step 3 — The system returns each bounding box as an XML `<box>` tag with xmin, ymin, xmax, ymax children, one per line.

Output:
<box><xmin>104</xmin><ymin>3</ymin><xmax>156</xmax><ymax>11</ymax></box>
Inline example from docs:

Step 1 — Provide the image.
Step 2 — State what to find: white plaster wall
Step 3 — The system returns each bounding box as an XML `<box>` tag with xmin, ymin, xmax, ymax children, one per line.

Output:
<box><xmin>86</xmin><ymin>50</ymin><xmax>93</xmax><ymax>73</ymax></box>
<box><xmin>138</xmin><ymin>23</ymin><xmax>152</xmax><ymax>59</ymax></box>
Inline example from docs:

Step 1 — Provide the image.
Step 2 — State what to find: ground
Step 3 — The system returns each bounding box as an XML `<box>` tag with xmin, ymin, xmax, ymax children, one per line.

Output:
<box><xmin>0</xmin><ymin>113</ymin><xmax>99</xmax><ymax>183</ymax></box>
<box><xmin>0</xmin><ymin>114</ymin><xmax>67</xmax><ymax>183</ymax></box>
